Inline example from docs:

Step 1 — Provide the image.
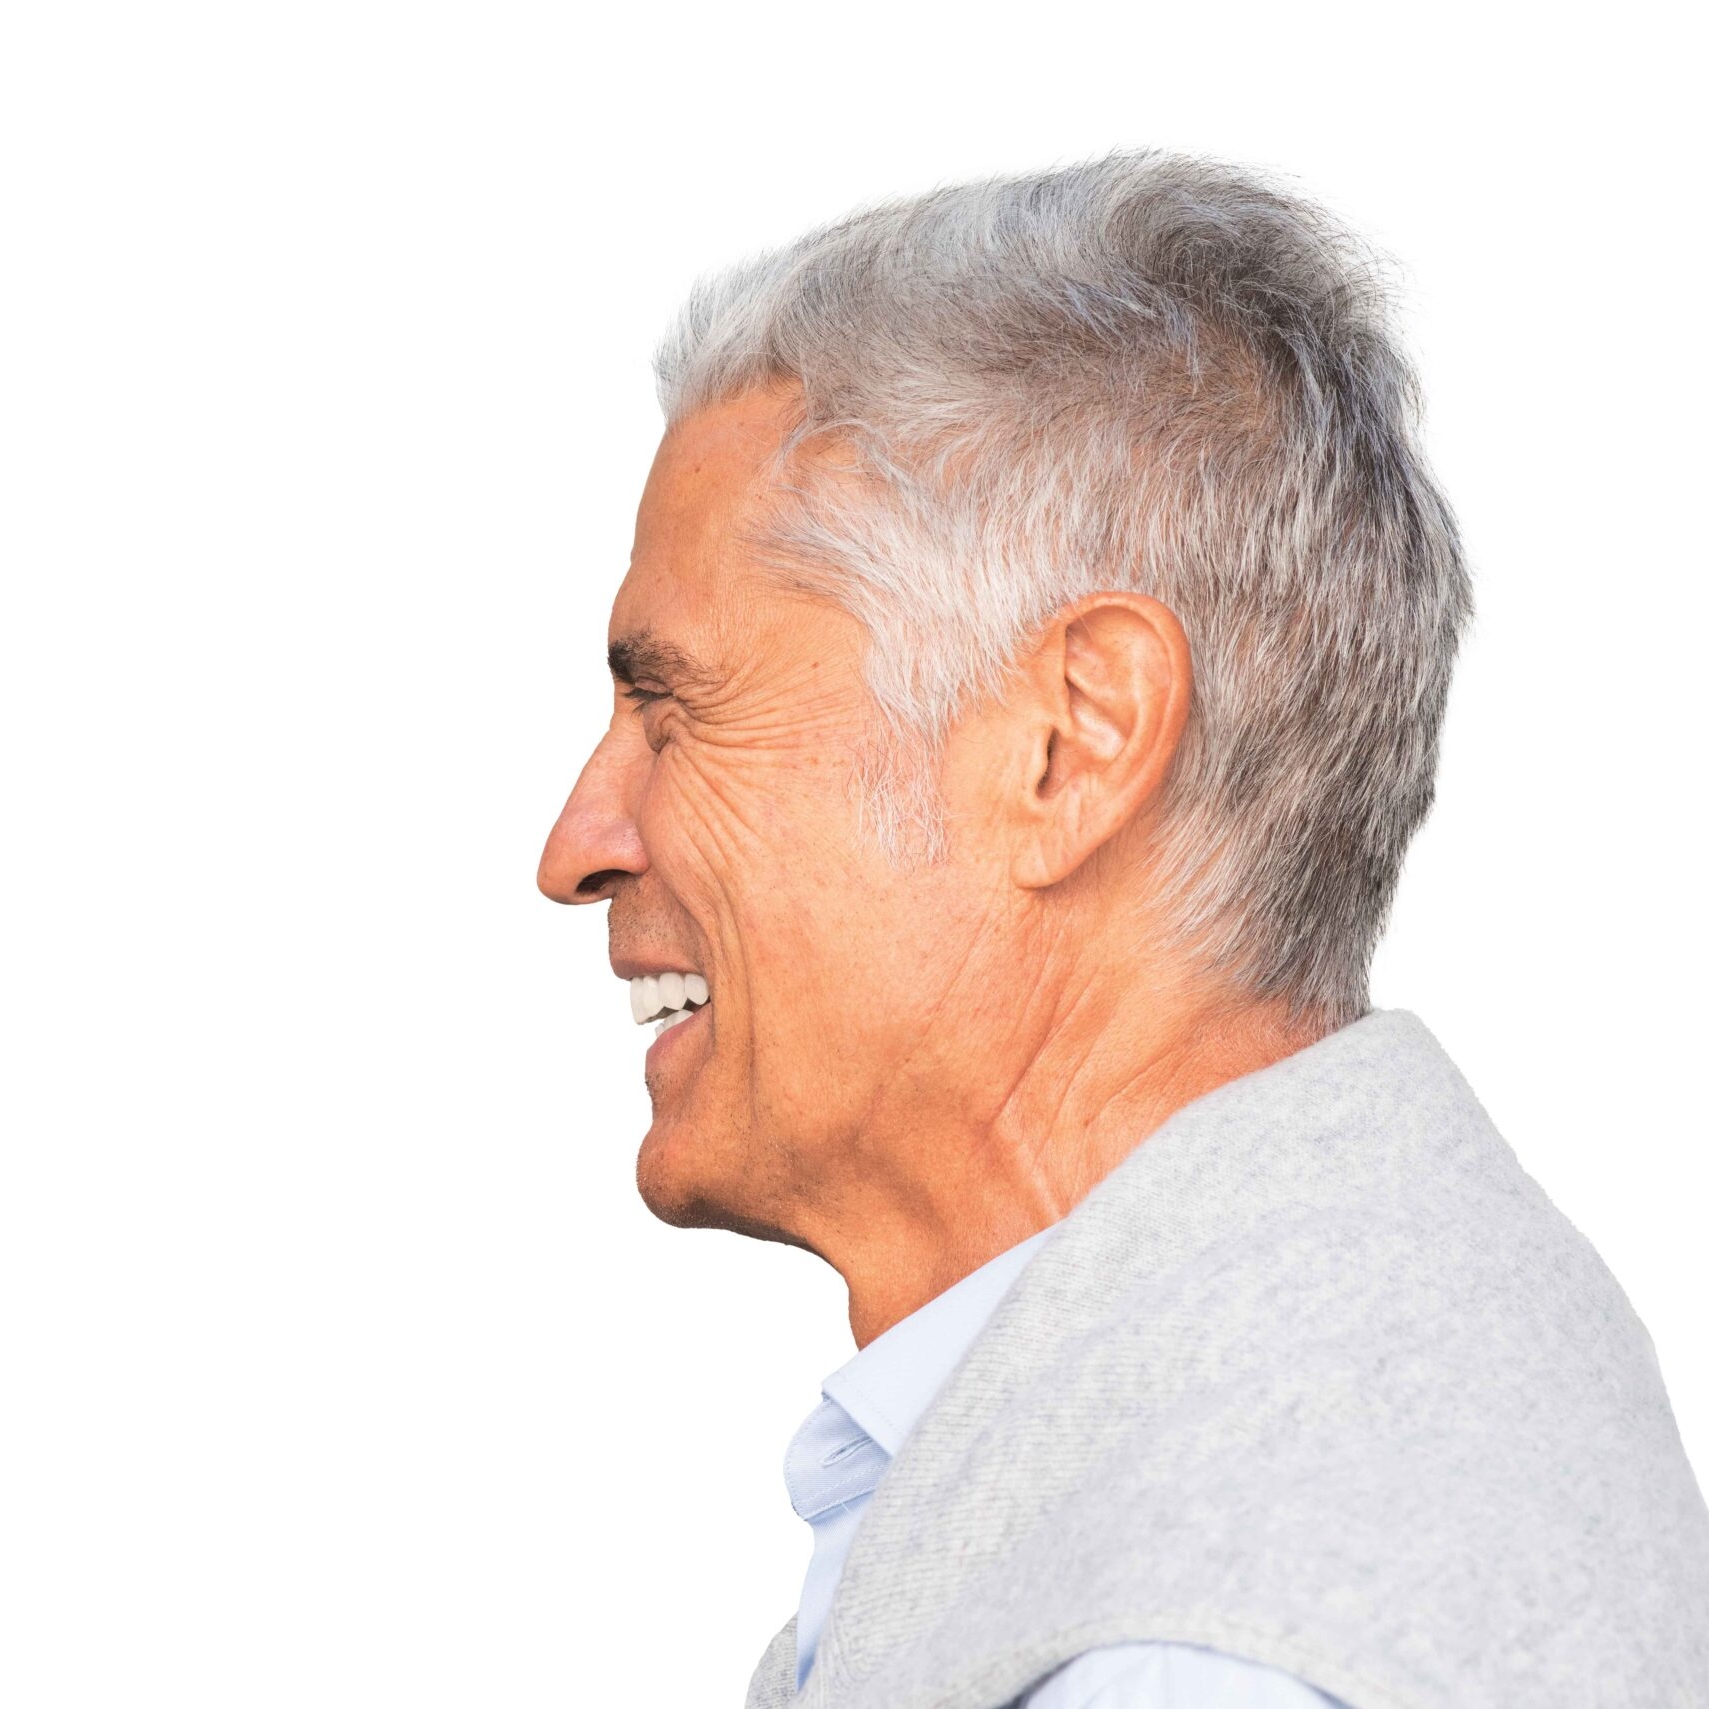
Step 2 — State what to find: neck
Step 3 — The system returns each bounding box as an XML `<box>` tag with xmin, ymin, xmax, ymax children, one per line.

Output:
<box><xmin>827</xmin><ymin>989</ymin><xmax>1332</xmax><ymax>1348</ymax></box>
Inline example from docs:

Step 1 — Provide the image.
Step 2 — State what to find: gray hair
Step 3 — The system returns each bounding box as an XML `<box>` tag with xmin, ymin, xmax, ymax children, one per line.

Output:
<box><xmin>652</xmin><ymin>149</ymin><xmax>1472</xmax><ymax>1029</ymax></box>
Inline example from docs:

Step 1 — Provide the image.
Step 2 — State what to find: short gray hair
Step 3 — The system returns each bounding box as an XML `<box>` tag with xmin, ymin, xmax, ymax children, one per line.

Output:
<box><xmin>653</xmin><ymin>149</ymin><xmax>1472</xmax><ymax>1029</ymax></box>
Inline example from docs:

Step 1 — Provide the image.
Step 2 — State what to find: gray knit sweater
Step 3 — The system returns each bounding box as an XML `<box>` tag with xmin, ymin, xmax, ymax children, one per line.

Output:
<box><xmin>745</xmin><ymin>1009</ymin><xmax>1709</xmax><ymax>1709</ymax></box>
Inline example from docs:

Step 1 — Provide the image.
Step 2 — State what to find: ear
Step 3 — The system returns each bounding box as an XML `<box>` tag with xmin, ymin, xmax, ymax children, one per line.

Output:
<box><xmin>1008</xmin><ymin>593</ymin><xmax>1192</xmax><ymax>890</ymax></box>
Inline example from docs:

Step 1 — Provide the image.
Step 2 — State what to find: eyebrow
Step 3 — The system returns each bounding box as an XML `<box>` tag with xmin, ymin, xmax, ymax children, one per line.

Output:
<box><xmin>606</xmin><ymin>630</ymin><xmax>720</xmax><ymax>693</ymax></box>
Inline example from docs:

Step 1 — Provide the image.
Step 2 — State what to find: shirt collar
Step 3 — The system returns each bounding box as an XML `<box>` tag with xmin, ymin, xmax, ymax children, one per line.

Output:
<box><xmin>819</xmin><ymin>1226</ymin><xmax>1055</xmax><ymax>1456</ymax></box>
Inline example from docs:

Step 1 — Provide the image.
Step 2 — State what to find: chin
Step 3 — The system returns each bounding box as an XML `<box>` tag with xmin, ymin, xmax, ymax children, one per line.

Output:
<box><xmin>635</xmin><ymin>1117</ymin><xmax>734</xmax><ymax>1228</ymax></box>
<box><xmin>634</xmin><ymin>1122</ymin><xmax>809</xmax><ymax>1251</ymax></box>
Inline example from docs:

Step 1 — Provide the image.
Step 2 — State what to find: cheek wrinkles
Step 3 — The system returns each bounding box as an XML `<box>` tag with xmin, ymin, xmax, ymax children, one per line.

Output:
<box><xmin>639</xmin><ymin>726</ymin><xmax>774</xmax><ymax>881</ymax></box>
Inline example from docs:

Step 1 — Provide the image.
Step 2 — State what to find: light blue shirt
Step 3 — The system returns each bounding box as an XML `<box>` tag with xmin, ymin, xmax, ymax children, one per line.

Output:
<box><xmin>783</xmin><ymin>1230</ymin><xmax>1346</xmax><ymax>1708</ymax></box>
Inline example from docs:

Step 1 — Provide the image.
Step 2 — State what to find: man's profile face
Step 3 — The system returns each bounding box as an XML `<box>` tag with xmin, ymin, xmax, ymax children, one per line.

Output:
<box><xmin>538</xmin><ymin>386</ymin><xmax>1015</xmax><ymax>1254</ymax></box>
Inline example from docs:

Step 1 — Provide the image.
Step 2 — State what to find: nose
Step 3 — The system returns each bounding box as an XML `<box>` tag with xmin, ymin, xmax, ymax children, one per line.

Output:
<box><xmin>537</xmin><ymin>726</ymin><xmax>648</xmax><ymax>905</ymax></box>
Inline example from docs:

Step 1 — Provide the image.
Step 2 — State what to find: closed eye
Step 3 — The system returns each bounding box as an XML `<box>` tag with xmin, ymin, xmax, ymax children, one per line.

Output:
<box><xmin>620</xmin><ymin>684</ymin><xmax>672</xmax><ymax>750</ymax></box>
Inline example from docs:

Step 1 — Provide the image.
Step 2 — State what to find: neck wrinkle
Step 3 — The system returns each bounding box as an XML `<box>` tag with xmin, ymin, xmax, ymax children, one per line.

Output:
<box><xmin>838</xmin><ymin>990</ymin><xmax>1328</xmax><ymax>1349</ymax></box>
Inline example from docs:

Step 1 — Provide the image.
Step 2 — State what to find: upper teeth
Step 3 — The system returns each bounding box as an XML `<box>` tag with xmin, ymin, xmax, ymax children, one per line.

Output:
<box><xmin>630</xmin><ymin>971</ymin><xmax>710</xmax><ymax>1025</ymax></box>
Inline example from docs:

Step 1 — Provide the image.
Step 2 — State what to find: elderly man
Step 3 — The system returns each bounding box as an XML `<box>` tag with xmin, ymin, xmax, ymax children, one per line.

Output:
<box><xmin>537</xmin><ymin>153</ymin><xmax>1709</xmax><ymax>1707</ymax></box>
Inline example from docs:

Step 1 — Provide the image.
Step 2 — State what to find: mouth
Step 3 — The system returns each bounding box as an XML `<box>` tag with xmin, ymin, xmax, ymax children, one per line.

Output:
<box><xmin>623</xmin><ymin>969</ymin><xmax>711</xmax><ymax>1066</ymax></box>
<box><xmin>643</xmin><ymin>996</ymin><xmax>710</xmax><ymax>1067</ymax></box>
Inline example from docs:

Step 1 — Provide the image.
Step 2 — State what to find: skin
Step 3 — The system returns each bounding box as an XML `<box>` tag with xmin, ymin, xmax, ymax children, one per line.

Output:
<box><xmin>538</xmin><ymin>382</ymin><xmax>1326</xmax><ymax>1349</ymax></box>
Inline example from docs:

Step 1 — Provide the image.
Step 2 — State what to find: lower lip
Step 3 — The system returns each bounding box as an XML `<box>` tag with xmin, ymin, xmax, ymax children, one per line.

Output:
<box><xmin>644</xmin><ymin>1003</ymin><xmax>710</xmax><ymax>1069</ymax></box>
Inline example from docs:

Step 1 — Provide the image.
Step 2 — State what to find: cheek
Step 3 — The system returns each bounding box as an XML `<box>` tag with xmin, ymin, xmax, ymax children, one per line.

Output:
<box><xmin>648</xmin><ymin>735</ymin><xmax>849</xmax><ymax>873</ymax></box>
<box><xmin>638</xmin><ymin>736</ymin><xmax>892</xmax><ymax>996</ymax></box>
<box><xmin>634</xmin><ymin>747</ymin><xmax>801</xmax><ymax>956</ymax></box>
<box><xmin>636</xmin><ymin>743</ymin><xmax>743</xmax><ymax>866</ymax></box>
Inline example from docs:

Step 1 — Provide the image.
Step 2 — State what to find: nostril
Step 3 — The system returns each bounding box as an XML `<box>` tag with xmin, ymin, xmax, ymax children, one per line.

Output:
<box><xmin>576</xmin><ymin>868</ymin><xmax>628</xmax><ymax>899</ymax></box>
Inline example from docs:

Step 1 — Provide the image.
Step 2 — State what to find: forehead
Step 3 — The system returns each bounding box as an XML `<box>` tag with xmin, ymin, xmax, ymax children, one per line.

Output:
<box><xmin>607</xmin><ymin>386</ymin><xmax>800</xmax><ymax>663</ymax></box>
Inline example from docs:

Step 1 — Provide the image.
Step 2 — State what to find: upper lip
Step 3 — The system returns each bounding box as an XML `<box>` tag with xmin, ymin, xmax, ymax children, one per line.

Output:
<box><xmin>610</xmin><ymin>955</ymin><xmax>704</xmax><ymax>982</ymax></box>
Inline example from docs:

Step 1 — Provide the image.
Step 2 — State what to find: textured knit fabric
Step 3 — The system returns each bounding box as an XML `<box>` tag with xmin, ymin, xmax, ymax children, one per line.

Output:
<box><xmin>785</xmin><ymin>1226</ymin><xmax>1338</xmax><ymax>1705</ymax></box>
<box><xmin>744</xmin><ymin>1009</ymin><xmax>1709</xmax><ymax>1709</ymax></box>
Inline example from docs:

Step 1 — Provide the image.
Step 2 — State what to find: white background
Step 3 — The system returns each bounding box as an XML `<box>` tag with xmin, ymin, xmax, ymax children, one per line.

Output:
<box><xmin>3</xmin><ymin>3</ymin><xmax>1704</xmax><ymax>1703</ymax></box>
